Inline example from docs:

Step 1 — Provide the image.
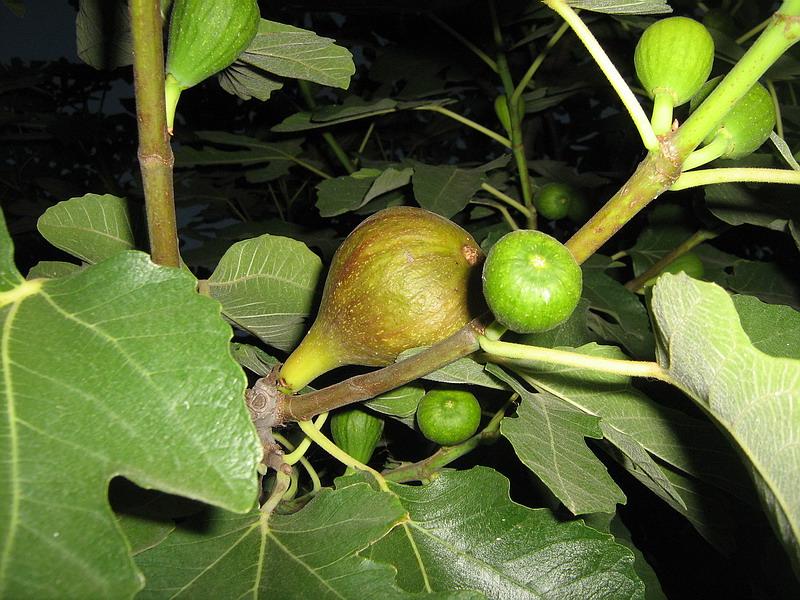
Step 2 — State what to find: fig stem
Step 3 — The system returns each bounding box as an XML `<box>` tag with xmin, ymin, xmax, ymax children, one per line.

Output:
<box><xmin>681</xmin><ymin>134</ymin><xmax>730</xmax><ymax>171</ymax></box>
<box><xmin>282</xmin><ymin>316</ymin><xmax>491</xmax><ymax>422</ymax></box>
<box><xmin>296</xmin><ymin>419</ymin><xmax>390</xmax><ymax>492</ymax></box>
<box><xmin>130</xmin><ymin>0</ymin><xmax>180</xmax><ymax>268</ymax></box>
<box><xmin>623</xmin><ymin>228</ymin><xmax>721</xmax><ymax>292</ymax></box>
<box><xmin>671</xmin><ymin>166</ymin><xmax>800</xmax><ymax>190</ymax></box>
<box><xmin>298</xmin><ymin>79</ymin><xmax>356</xmax><ymax>174</ymax></box>
<box><xmin>542</xmin><ymin>0</ymin><xmax>658</xmax><ymax>151</ymax></box>
<box><xmin>481</xmin><ymin>182</ymin><xmax>532</xmax><ymax>219</ymax></box>
<box><xmin>650</xmin><ymin>92</ymin><xmax>676</xmax><ymax>138</ymax></box>
<box><xmin>478</xmin><ymin>337</ymin><xmax>676</xmax><ymax>384</ymax></box>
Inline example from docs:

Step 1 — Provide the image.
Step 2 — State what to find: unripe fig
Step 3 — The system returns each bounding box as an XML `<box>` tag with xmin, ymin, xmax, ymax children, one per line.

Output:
<box><xmin>493</xmin><ymin>94</ymin><xmax>526</xmax><ymax>136</ymax></box>
<box><xmin>642</xmin><ymin>252</ymin><xmax>705</xmax><ymax>288</ymax></box>
<box><xmin>689</xmin><ymin>77</ymin><xmax>776</xmax><ymax>160</ymax></box>
<box><xmin>164</xmin><ymin>0</ymin><xmax>260</xmax><ymax>131</ymax></box>
<box><xmin>634</xmin><ymin>17</ymin><xmax>714</xmax><ymax>135</ymax></box>
<box><xmin>482</xmin><ymin>230</ymin><xmax>582</xmax><ymax>334</ymax></box>
<box><xmin>279</xmin><ymin>206</ymin><xmax>485</xmax><ymax>392</ymax></box>
<box><xmin>330</xmin><ymin>407</ymin><xmax>384</xmax><ymax>466</ymax></box>
<box><xmin>533</xmin><ymin>183</ymin><xmax>577</xmax><ymax>221</ymax></box>
<box><xmin>416</xmin><ymin>389</ymin><xmax>482</xmax><ymax>446</ymax></box>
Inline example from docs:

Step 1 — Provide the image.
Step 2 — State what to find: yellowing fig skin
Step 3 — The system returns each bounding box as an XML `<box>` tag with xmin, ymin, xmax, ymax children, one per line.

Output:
<box><xmin>279</xmin><ymin>206</ymin><xmax>485</xmax><ymax>392</ymax></box>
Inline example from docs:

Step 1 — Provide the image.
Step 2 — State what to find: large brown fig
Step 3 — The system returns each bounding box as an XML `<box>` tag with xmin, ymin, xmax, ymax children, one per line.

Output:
<box><xmin>279</xmin><ymin>206</ymin><xmax>484</xmax><ymax>392</ymax></box>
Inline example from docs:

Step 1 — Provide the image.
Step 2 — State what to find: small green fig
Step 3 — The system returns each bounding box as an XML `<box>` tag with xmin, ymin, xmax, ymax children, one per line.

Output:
<box><xmin>533</xmin><ymin>183</ymin><xmax>578</xmax><ymax>221</ymax></box>
<box><xmin>330</xmin><ymin>407</ymin><xmax>384</xmax><ymax>466</ymax></box>
<box><xmin>416</xmin><ymin>389</ymin><xmax>482</xmax><ymax>446</ymax></box>
<box><xmin>689</xmin><ymin>77</ymin><xmax>776</xmax><ymax>161</ymax></box>
<box><xmin>634</xmin><ymin>17</ymin><xmax>715</xmax><ymax>135</ymax></box>
<box><xmin>164</xmin><ymin>0</ymin><xmax>260</xmax><ymax>131</ymax></box>
<box><xmin>279</xmin><ymin>206</ymin><xmax>485</xmax><ymax>392</ymax></box>
<box><xmin>482</xmin><ymin>230</ymin><xmax>582</xmax><ymax>334</ymax></box>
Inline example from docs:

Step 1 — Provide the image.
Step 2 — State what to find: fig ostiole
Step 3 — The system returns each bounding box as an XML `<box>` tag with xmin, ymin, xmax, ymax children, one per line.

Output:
<box><xmin>279</xmin><ymin>206</ymin><xmax>486</xmax><ymax>393</ymax></box>
<box><xmin>634</xmin><ymin>16</ymin><xmax>715</xmax><ymax>136</ymax></box>
<box><xmin>164</xmin><ymin>0</ymin><xmax>260</xmax><ymax>132</ymax></box>
<box><xmin>482</xmin><ymin>230</ymin><xmax>582</xmax><ymax>334</ymax></box>
<box><xmin>683</xmin><ymin>77</ymin><xmax>776</xmax><ymax>170</ymax></box>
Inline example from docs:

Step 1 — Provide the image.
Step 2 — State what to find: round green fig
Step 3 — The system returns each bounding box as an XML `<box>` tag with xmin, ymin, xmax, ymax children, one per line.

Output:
<box><xmin>635</xmin><ymin>17</ymin><xmax>714</xmax><ymax>106</ymax></box>
<box><xmin>689</xmin><ymin>77</ymin><xmax>776</xmax><ymax>161</ymax></box>
<box><xmin>634</xmin><ymin>17</ymin><xmax>714</xmax><ymax>135</ymax></box>
<box><xmin>416</xmin><ymin>389</ymin><xmax>482</xmax><ymax>446</ymax></box>
<box><xmin>533</xmin><ymin>183</ymin><xmax>578</xmax><ymax>221</ymax></box>
<box><xmin>482</xmin><ymin>230</ymin><xmax>582</xmax><ymax>334</ymax></box>
<box><xmin>279</xmin><ymin>206</ymin><xmax>485</xmax><ymax>392</ymax></box>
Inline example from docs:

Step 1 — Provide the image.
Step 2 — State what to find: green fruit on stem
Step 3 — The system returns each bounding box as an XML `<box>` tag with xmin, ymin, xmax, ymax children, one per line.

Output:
<box><xmin>164</xmin><ymin>0</ymin><xmax>260</xmax><ymax>131</ymax></box>
<box><xmin>482</xmin><ymin>230</ymin><xmax>582</xmax><ymax>334</ymax></box>
<box><xmin>643</xmin><ymin>252</ymin><xmax>705</xmax><ymax>287</ymax></box>
<box><xmin>416</xmin><ymin>389</ymin><xmax>481</xmax><ymax>446</ymax></box>
<box><xmin>533</xmin><ymin>183</ymin><xmax>577</xmax><ymax>221</ymax></box>
<box><xmin>330</xmin><ymin>407</ymin><xmax>384</xmax><ymax>466</ymax></box>
<box><xmin>494</xmin><ymin>95</ymin><xmax>512</xmax><ymax>134</ymax></box>
<box><xmin>634</xmin><ymin>17</ymin><xmax>714</xmax><ymax>135</ymax></box>
<box><xmin>279</xmin><ymin>206</ymin><xmax>485</xmax><ymax>392</ymax></box>
<box><xmin>689</xmin><ymin>77</ymin><xmax>776</xmax><ymax>160</ymax></box>
<box><xmin>493</xmin><ymin>95</ymin><xmax>526</xmax><ymax>135</ymax></box>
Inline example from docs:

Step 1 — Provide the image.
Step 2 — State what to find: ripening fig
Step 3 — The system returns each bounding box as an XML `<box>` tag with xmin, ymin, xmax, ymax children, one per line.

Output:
<box><xmin>279</xmin><ymin>206</ymin><xmax>485</xmax><ymax>392</ymax></box>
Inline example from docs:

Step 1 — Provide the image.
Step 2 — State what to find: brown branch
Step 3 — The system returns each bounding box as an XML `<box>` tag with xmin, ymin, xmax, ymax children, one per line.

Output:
<box><xmin>281</xmin><ymin>315</ymin><xmax>491</xmax><ymax>422</ymax></box>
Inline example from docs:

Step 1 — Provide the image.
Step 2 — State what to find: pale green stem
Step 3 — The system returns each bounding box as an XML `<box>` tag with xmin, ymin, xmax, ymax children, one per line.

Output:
<box><xmin>297</xmin><ymin>419</ymin><xmax>391</xmax><ymax>492</ymax></box>
<box><xmin>482</xmin><ymin>320</ymin><xmax>508</xmax><ymax>342</ymax></box>
<box><xmin>283</xmin><ymin>412</ymin><xmax>328</xmax><ymax>465</ymax></box>
<box><xmin>414</xmin><ymin>105</ymin><xmax>511</xmax><ymax>148</ymax></box>
<box><xmin>650</xmin><ymin>93</ymin><xmax>676</xmax><ymax>137</ymax></box>
<box><xmin>491</xmin><ymin>1</ymin><xmax>535</xmax><ymax>219</ymax></box>
<box><xmin>261</xmin><ymin>470</ymin><xmax>291</xmax><ymax>514</ymax></box>
<box><xmin>735</xmin><ymin>15</ymin><xmax>772</xmax><ymax>45</ymax></box>
<box><xmin>481</xmin><ymin>182</ymin><xmax>533</xmax><ymax>217</ymax></box>
<box><xmin>298</xmin><ymin>79</ymin><xmax>356</xmax><ymax>174</ymax></box>
<box><xmin>479</xmin><ymin>336</ymin><xmax>674</xmax><ymax>383</ymax></box>
<box><xmin>274</xmin><ymin>432</ymin><xmax>322</xmax><ymax>495</ymax></box>
<box><xmin>765</xmin><ymin>79</ymin><xmax>783</xmax><ymax>139</ymax></box>
<box><xmin>289</xmin><ymin>156</ymin><xmax>332</xmax><ymax>180</ymax></box>
<box><xmin>542</xmin><ymin>0</ymin><xmax>658</xmax><ymax>150</ymax></box>
<box><xmin>471</xmin><ymin>199</ymin><xmax>520</xmax><ymax>231</ymax></box>
<box><xmin>681</xmin><ymin>135</ymin><xmax>731</xmax><ymax>171</ymax></box>
<box><xmin>671</xmin><ymin>167</ymin><xmax>800</xmax><ymax>190</ymax></box>
<box><xmin>624</xmin><ymin>229</ymin><xmax>720</xmax><ymax>292</ymax></box>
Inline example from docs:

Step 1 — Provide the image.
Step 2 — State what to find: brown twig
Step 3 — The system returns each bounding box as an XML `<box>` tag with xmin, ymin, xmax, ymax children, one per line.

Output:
<box><xmin>279</xmin><ymin>315</ymin><xmax>491</xmax><ymax>422</ymax></box>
